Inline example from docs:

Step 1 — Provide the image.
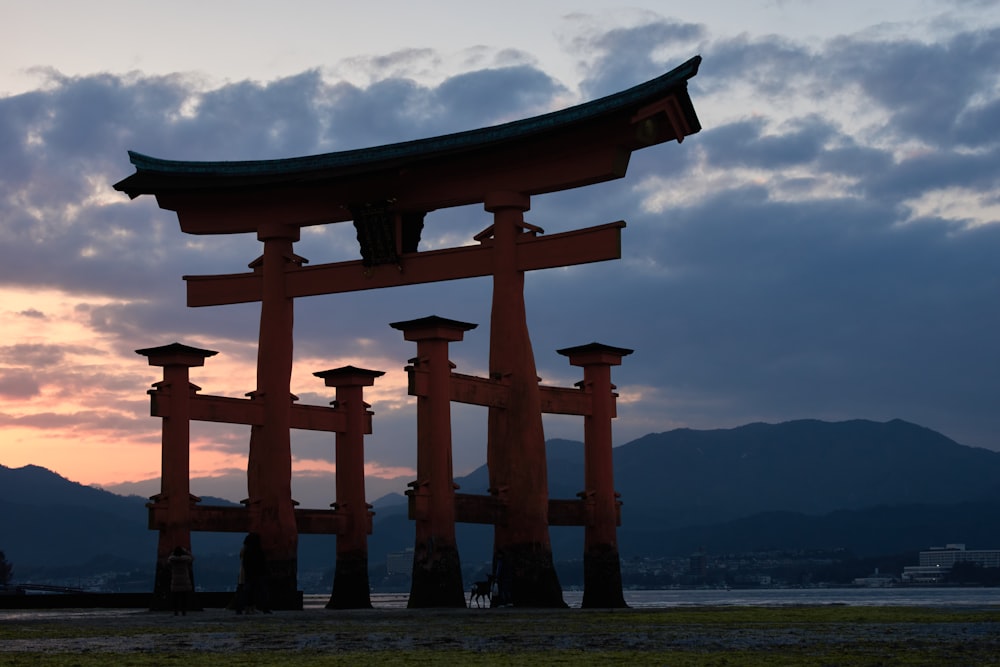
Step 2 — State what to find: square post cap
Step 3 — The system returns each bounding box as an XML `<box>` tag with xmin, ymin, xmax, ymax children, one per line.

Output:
<box><xmin>135</xmin><ymin>342</ymin><xmax>218</xmax><ymax>367</ymax></box>
<box><xmin>313</xmin><ymin>365</ymin><xmax>385</xmax><ymax>387</ymax></box>
<box><xmin>557</xmin><ymin>342</ymin><xmax>634</xmax><ymax>367</ymax></box>
<box><xmin>390</xmin><ymin>315</ymin><xmax>478</xmax><ymax>342</ymax></box>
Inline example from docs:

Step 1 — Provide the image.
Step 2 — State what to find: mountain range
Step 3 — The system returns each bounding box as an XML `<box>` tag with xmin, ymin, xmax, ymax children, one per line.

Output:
<box><xmin>3</xmin><ymin>418</ymin><xmax>999</xmax><ymax>586</ymax></box>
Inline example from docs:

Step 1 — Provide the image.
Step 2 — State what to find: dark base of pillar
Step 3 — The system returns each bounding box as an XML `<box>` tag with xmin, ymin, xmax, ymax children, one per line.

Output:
<box><xmin>150</xmin><ymin>562</ymin><xmax>171</xmax><ymax>611</ymax></box>
<box><xmin>327</xmin><ymin>550</ymin><xmax>372</xmax><ymax>609</ymax></box>
<box><xmin>500</xmin><ymin>542</ymin><xmax>567</xmax><ymax>608</ymax></box>
<box><xmin>267</xmin><ymin>558</ymin><xmax>303</xmax><ymax>611</ymax></box>
<box><xmin>407</xmin><ymin>543</ymin><xmax>466</xmax><ymax>608</ymax></box>
<box><xmin>581</xmin><ymin>543</ymin><xmax>627</xmax><ymax>608</ymax></box>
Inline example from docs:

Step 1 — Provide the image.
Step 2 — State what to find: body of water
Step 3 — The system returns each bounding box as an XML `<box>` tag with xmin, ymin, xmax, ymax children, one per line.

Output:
<box><xmin>306</xmin><ymin>587</ymin><xmax>1000</xmax><ymax>610</ymax></box>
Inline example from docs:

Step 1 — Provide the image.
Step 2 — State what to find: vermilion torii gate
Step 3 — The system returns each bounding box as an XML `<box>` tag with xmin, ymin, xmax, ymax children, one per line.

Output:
<box><xmin>116</xmin><ymin>56</ymin><xmax>702</xmax><ymax>609</ymax></box>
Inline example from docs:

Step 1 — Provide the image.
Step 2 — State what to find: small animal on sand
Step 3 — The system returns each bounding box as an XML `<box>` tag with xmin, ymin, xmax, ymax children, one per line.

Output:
<box><xmin>469</xmin><ymin>575</ymin><xmax>495</xmax><ymax>608</ymax></box>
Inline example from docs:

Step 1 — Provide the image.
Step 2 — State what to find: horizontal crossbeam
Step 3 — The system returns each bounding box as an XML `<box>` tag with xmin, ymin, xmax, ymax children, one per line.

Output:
<box><xmin>149</xmin><ymin>392</ymin><xmax>369</xmax><ymax>433</ymax></box>
<box><xmin>185</xmin><ymin>221</ymin><xmax>625</xmax><ymax>307</ymax></box>
<box><xmin>147</xmin><ymin>503</ymin><xmax>365</xmax><ymax>535</ymax></box>
<box><xmin>407</xmin><ymin>492</ymin><xmax>620</xmax><ymax>527</ymax></box>
<box><xmin>407</xmin><ymin>369</ymin><xmax>600</xmax><ymax>416</ymax></box>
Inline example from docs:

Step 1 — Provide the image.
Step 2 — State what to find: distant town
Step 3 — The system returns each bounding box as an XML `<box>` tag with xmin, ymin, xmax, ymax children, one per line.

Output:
<box><xmin>9</xmin><ymin>543</ymin><xmax>998</xmax><ymax>596</ymax></box>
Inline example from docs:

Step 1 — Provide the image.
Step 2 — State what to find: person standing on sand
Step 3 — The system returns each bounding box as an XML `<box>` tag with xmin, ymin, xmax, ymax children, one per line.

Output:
<box><xmin>167</xmin><ymin>546</ymin><xmax>194</xmax><ymax>616</ymax></box>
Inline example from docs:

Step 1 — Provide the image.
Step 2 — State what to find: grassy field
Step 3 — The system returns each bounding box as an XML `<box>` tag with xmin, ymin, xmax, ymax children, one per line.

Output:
<box><xmin>2</xmin><ymin>605</ymin><xmax>999</xmax><ymax>665</ymax></box>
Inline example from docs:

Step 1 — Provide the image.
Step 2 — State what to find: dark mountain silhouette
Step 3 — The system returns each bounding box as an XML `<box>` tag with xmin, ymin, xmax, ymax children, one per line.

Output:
<box><xmin>0</xmin><ymin>465</ymin><xmax>154</xmax><ymax>567</ymax></box>
<box><xmin>0</xmin><ymin>464</ymin><xmax>148</xmax><ymax>520</ymax></box>
<box><xmin>612</xmin><ymin>418</ymin><xmax>1000</xmax><ymax>529</ymax></box>
<box><xmin>0</xmin><ymin>465</ymin><xmax>244</xmax><ymax>571</ymax></box>
<box><xmin>449</xmin><ymin>419</ymin><xmax>1000</xmax><ymax>532</ymax></box>
<box><xmin>3</xmin><ymin>419</ymin><xmax>999</xmax><ymax>582</ymax></box>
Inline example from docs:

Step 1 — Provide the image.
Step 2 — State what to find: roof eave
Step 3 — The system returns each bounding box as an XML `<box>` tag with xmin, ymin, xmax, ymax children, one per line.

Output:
<box><xmin>113</xmin><ymin>55</ymin><xmax>702</xmax><ymax>199</ymax></box>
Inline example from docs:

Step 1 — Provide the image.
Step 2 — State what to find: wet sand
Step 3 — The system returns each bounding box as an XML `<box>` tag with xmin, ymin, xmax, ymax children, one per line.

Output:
<box><xmin>3</xmin><ymin>606</ymin><xmax>1000</xmax><ymax>663</ymax></box>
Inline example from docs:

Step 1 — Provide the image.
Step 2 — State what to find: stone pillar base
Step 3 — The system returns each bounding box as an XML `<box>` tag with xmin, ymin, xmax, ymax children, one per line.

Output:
<box><xmin>503</xmin><ymin>542</ymin><xmax>567</xmax><ymax>608</ymax></box>
<box><xmin>150</xmin><ymin>561</ymin><xmax>172</xmax><ymax>611</ymax></box>
<box><xmin>267</xmin><ymin>558</ymin><xmax>303</xmax><ymax>610</ymax></box>
<box><xmin>327</xmin><ymin>550</ymin><xmax>372</xmax><ymax>609</ymax></box>
<box><xmin>582</xmin><ymin>543</ymin><xmax>627</xmax><ymax>608</ymax></box>
<box><xmin>407</xmin><ymin>545</ymin><xmax>465</xmax><ymax>608</ymax></box>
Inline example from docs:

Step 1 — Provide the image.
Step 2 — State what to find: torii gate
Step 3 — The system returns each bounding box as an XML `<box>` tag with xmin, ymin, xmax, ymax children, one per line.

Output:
<box><xmin>115</xmin><ymin>56</ymin><xmax>702</xmax><ymax>608</ymax></box>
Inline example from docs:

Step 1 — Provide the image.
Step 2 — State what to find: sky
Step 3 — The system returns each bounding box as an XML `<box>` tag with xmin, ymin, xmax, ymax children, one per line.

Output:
<box><xmin>1</xmin><ymin>1</ymin><xmax>998</xmax><ymax>507</ymax></box>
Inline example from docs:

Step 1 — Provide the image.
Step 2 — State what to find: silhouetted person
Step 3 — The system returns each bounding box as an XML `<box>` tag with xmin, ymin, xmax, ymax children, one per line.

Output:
<box><xmin>493</xmin><ymin>551</ymin><xmax>512</xmax><ymax>607</ymax></box>
<box><xmin>167</xmin><ymin>546</ymin><xmax>194</xmax><ymax>616</ymax></box>
<box><xmin>237</xmin><ymin>533</ymin><xmax>270</xmax><ymax>614</ymax></box>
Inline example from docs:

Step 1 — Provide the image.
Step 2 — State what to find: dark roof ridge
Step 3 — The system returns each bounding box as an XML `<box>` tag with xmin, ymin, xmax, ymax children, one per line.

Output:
<box><xmin>116</xmin><ymin>56</ymin><xmax>701</xmax><ymax>189</ymax></box>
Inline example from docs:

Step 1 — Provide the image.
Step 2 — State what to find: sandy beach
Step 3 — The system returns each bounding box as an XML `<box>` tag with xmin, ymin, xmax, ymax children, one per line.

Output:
<box><xmin>3</xmin><ymin>605</ymin><xmax>1000</xmax><ymax>665</ymax></box>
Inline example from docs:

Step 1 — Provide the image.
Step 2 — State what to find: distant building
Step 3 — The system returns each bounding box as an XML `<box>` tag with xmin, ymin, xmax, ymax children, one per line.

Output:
<box><xmin>902</xmin><ymin>544</ymin><xmax>1000</xmax><ymax>583</ymax></box>
<box><xmin>853</xmin><ymin>567</ymin><xmax>897</xmax><ymax>587</ymax></box>
<box><xmin>689</xmin><ymin>550</ymin><xmax>707</xmax><ymax>577</ymax></box>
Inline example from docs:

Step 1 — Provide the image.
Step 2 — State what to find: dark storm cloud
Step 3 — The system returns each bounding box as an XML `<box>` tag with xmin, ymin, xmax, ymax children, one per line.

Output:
<box><xmin>827</xmin><ymin>28</ymin><xmax>1000</xmax><ymax>147</ymax></box>
<box><xmin>0</xmin><ymin>407</ymin><xmax>141</xmax><ymax>434</ymax></box>
<box><xmin>134</xmin><ymin>78</ymin><xmax>314</xmax><ymax>160</ymax></box>
<box><xmin>575</xmin><ymin>19</ymin><xmax>707</xmax><ymax>97</ymax></box>
<box><xmin>865</xmin><ymin>147</ymin><xmax>1000</xmax><ymax>203</ymax></box>
<box><xmin>527</xmin><ymin>184</ymin><xmax>1000</xmax><ymax>446</ymax></box>
<box><xmin>0</xmin><ymin>343</ymin><xmax>70</xmax><ymax>367</ymax></box>
<box><xmin>0</xmin><ymin>370</ymin><xmax>40</xmax><ymax>399</ymax></box>
<box><xmin>700</xmin><ymin>115</ymin><xmax>838</xmax><ymax>169</ymax></box>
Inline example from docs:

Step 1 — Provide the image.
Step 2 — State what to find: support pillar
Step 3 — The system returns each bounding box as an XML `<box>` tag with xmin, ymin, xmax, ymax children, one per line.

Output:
<box><xmin>557</xmin><ymin>343</ymin><xmax>632</xmax><ymax>608</ymax></box>
<box><xmin>391</xmin><ymin>316</ymin><xmax>474</xmax><ymax>608</ymax></box>
<box><xmin>484</xmin><ymin>192</ymin><xmax>565</xmax><ymax>607</ymax></box>
<box><xmin>249</xmin><ymin>223</ymin><xmax>302</xmax><ymax>609</ymax></box>
<box><xmin>314</xmin><ymin>366</ymin><xmax>384</xmax><ymax>609</ymax></box>
<box><xmin>136</xmin><ymin>342</ymin><xmax>217</xmax><ymax>610</ymax></box>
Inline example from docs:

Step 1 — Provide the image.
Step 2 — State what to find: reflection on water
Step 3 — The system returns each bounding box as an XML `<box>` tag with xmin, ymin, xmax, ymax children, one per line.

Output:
<box><xmin>309</xmin><ymin>587</ymin><xmax>999</xmax><ymax>610</ymax></box>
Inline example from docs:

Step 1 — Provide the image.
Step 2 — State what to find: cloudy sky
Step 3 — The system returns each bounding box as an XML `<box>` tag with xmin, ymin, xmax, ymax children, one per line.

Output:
<box><xmin>1</xmin><ymin>1</ymin><xmax>998</xmax><ymax>506</ymax></box>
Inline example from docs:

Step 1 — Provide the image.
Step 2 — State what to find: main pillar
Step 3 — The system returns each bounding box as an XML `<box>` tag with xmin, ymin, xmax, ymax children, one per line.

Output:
<box><xmin>314</xmin><ymin>366</ymin><xmax>384</xmax><ymax>609</ymax></box>
<box><xmin>248</xmin><ymin>223</ymin><xmax>302</xmax><ymax>609</ymax></box>
<box><xmin>136</xmin><ymin>342</ymin><xmax>217</xmax><ymax>610</ymax></box>
<box><xmin>391</xmin><ymin>316</ymin><xmax>473</xmax><ymax>607</ymax></box>
<box><xmin>484</xmin><ymin>192</ymin><xmax>565</xmax><ymax>607</ymax></box>
<box><xmin>558</xmin><ymin>343</ymin><xmax>632</xmax><ymax>608</ymax></box>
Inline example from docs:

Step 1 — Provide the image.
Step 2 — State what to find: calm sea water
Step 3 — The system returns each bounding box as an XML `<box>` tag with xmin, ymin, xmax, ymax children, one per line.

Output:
<box><xmin>3</xmin><ymin>588</ymin><xmax>995</xmax><ymax>620</ymax></box>
<box><xmin>307</xmin><ymin>587</ymin><xmax>1000</xmax><ymax>610</ymax></box>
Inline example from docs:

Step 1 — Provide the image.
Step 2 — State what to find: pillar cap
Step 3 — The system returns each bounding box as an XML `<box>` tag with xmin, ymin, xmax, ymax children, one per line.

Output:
<box><xmin>257</xmin><ymin>222</ymin><xmax>301</xmax><ymax>242</ymax></box>
<box><xmin>314</xmin><ymin>365</ymin><xmax>385</xmax><ymax>387</ymax></box>
<box><xmin>135</xmin><ymin>342</ymin><xmax>218</xmax><ymax>367</ymax></box>
<box><xmin>557</xmin><ymin>342</ymin><xmax>633</xmax><ymax>366</ymax></box>
<box><xmin>484</xmin><ymin>190</ymin><xmax>530</xmax><ymax>212</ymax></box>
<box><xmin>390</xmin><ymin>315</ymin><xmax>477</xmax><ymax>342</ymax></box>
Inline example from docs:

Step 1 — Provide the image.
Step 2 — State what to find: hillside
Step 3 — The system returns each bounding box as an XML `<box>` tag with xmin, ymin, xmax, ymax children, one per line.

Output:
<box><xmin>613</xmin><ymin>419</ymin><xmax>1000</xmax><ymax>528</ymax></box>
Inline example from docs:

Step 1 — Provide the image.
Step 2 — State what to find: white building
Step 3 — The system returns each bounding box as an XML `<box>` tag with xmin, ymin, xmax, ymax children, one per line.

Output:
<box><xmin>901</xmin><ymin>544</ymin><xmax>1000</xmax><ymax>583</ymax></box>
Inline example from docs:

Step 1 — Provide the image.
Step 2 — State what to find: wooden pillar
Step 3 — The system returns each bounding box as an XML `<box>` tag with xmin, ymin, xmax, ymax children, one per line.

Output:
<box><xmin>391</xmin><ymin>316</ymin><xmax>474</xmax><ymax>608</ymax></box>
<box><xmin>135</xmin><ymin>342</ymin><xmax>217</xmax><ymax>610</ymax></box>
<box><xmin>249</xmin><ymin>223</ymin><xmax>301</xmax><ymax>609</ymax></box>
<box><xmin>557</xmin><ymin>343</ymin><xmax>632</xmax><ymax>608</ymax></box>
<box><xmin>484</xmin><ymin>192</ymin><xmax>565</xmax><ymax>607</ymax></box>
<box><xmin>314</xmin><ymin>366</ymin><xmax>384</xmax><ymax>609</ymax></box>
